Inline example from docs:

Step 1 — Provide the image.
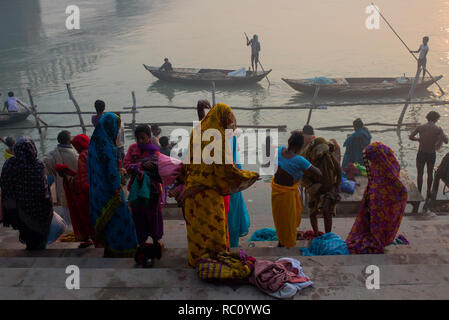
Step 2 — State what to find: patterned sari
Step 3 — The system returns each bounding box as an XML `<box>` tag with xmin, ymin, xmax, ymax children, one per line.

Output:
<box><xmin>87</xmin><ymin>113</ymin><xmax>138</xmax><ymax>257</ymax></box>
<box><xmin>346</xmin><ymin>142</ymin><xmax>408</xmax><ymax>254</ymax></box>
<box><xmin>183</xmin><ymin>103</ymin><xmax>259</xmax><ymax>268</ymax></box>
<box><xmin>0</xmin><ymin>137</ymin><xmax>53</xmax><ymax>249</ymax></box>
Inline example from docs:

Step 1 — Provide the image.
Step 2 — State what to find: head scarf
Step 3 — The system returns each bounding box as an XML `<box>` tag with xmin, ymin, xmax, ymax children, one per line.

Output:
<box><xmin>71</xmin><ymin>134</ymin><xmax>90</xmax><ymax>153</ymax></box>
<box><xmin>346</xmin><ymin>142</ymin><xmax>408</xmax><ymax>254</ymax></box>
<box><xmin>137</xmin><ymin>142</ymin><xmax>160</xmax><ymax>154</ymax></box>
<box><xmin>183</xmin><ymin>103</ymin><xmax>257</xmax><ymax>196</ymax></box>
<box><xmin>302</xmin><ymin>137</ymin><xmax>338</xmax><ymax>194</ymax></box>
<box><xmin>0</xmin><ymin>136</ymin><xmax>52</xmax><ymax>236</ymax></box>
<box><xmin>87</xmin><ymin>113</ymin><xmax>138</xmax><ymax>256</ymax></box>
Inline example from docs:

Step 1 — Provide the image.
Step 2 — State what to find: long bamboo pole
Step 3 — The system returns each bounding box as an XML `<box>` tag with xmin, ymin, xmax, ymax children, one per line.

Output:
<box><xmin>66</xmin><ymin>84</ymin><xmax>87</xmax><ymax>134</ymax></box>
<box><xmin>122</xmin><ymin>99</ymin><xmax>449</xmax><ymax>111</ymax></box>
<box><xmin>398</xmin><ymin>68</ymin><xmax>421</xmax><ymax>126</ymax></box>
<box><xmin>131</xmin><ymin>91</ymin><xmax>137</xmax><ymax>131</ymax></box>
<box><xmin>27</xmin><ymin>89</ymin><xmax>42</xmax><ymax>135</ymax></box>
<box><xmin>371</xmin><ymin>3</ymin><xmax>445</xmax><ymax>95</ymax></box>
<box><xmin>306</xmin><ymin>85</ymin><xmax>320</xmax><ymax>125</ymax></box>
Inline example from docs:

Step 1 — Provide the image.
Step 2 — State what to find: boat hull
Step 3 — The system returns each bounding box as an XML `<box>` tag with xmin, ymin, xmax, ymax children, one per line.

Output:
<box><xmin>144</xmin><ymin>64</ymin><xmax>271</xmax><ymax>86</ymax></box>
<box><xmin>0</xmin><ymin>112</ymin><xmax>31</xmax><ymax>126</ymax></box>
<box><xmin>282</xmin><ymin>76</ymin><xmax>443</xmax><ymax>96</ymax></box>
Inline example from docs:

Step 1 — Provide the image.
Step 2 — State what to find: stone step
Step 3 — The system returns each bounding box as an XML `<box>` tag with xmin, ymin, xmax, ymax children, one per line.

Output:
<box><xmin>0</xmin><ymin>249</ymin><xmax>448</xmax><ymax>269</ymax></box>
<box><xmin>2</xmin><ymin>283</ymin><xmax>449</xmax><ymax>300</ymax></box>
<box><xmin>0</xmin><ymin>264</ymin><xmax>449</xmax><ymax>299</ymax></box>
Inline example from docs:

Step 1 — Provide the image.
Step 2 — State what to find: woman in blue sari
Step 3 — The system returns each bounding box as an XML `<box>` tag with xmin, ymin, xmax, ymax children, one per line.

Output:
<box><xmin>342</xmin><ymin>118</ymin><xmax>372</xmax><ymax>169</ymax></box>
<box><xmin>228</xmin><ymin>135</ymin><xmax>251</xmax><ymax>247</ymax></box>
<box><xmin>87</xmin><ymin>113</ymin><xmax>138</xmax><ymax>257</ymax></box>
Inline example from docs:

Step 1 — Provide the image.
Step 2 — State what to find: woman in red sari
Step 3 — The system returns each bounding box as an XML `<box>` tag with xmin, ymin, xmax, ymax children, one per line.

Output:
<box><xmin>56</xmin><ymin>134</ymin><xmax>95</xmax><ymax>247</ymax></box>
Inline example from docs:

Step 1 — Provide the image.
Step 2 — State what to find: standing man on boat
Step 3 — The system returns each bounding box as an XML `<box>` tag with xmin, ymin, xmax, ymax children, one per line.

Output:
<box><xmin>410</xmin><ymin>36</ymin><xmax>429</xmax><ymax>82</ymax></box>
<box><xmin>246</xmin><ymin>34</ymin><xmax>261</xmax><ymax>72</ymax></box>
<box><xmin>3</xmin><ymin>92</ymin><xmax>18</xmax><ymax>112</ymax></box>
<box><xmin>409</xmin><ymin>111</ymin><xmax>448</xmax><ymax>200</ymax></box>
<box><xmin>159</xmin><ymin>58</ymin><xmax>173</xmax><ymax>72</ymax></box>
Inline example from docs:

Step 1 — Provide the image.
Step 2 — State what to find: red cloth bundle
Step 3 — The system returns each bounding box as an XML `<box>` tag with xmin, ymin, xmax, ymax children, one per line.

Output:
<box><xmin>54</xmin><ymin>164</ymin><xmax>77</xmax><ymax>177</ymax></box>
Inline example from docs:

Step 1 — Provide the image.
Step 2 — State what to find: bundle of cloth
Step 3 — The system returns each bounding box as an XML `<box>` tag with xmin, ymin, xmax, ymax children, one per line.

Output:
<box><xmin>249</xmin><ymin>257</ymin><xmax>313</xmax><ymax>299</ymax></box>
<box><xmin>301</xmin><ymin>232</ymin><xmax>350</xmax><ymax>256</ymax></box>
<box><xmin>249</xmin><ymin>228</ymin><xmax>278</xmax><ymax>241</ymax></box>
<box><xmin>196</xmin><ymin>250</ymin><xmax>256</xmax><ymax>285</ymax></box>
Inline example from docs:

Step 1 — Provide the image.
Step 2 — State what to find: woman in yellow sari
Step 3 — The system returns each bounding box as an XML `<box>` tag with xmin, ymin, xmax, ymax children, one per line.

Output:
<box><xmin>181</xmin><ymin>102</ymin><xmax>259</xmax><ymax>268</ymax></box>
<box><xmin>272</xmin><ymin>131</ymin><xmax>321</xmax><ymax>247</ymax></box>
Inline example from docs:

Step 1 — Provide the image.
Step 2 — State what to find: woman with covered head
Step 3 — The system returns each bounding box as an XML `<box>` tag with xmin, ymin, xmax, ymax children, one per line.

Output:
<box><xmin>346</xmin><ymin>142</ymin><xmax>408</xmax><ymax>254</ymax></box>
<box><xmin>123</xmin><ymin>124</ymin><xmax>164</xmax><ymax>246</ymax></box>
<box><xmin>0</xmin><ymin>137</ymin><xmax>65</xmax><ymax>250</ymax></box>
<box><xmin>87</xmin><ymin>113</ymin><xmax>138</xmax><ymax>257</ymax></box>
<box><xmin>55</xmin><ymin>134</ymin><xmax>95</xmax><ymax>247</ymax></box>
<box><xmin>302</xmin><ymin>137</ymin><xmax>342</xmax><ymax>237</ymax></box>
<box><xmin>181</xmin><ymin>102</ymin><xmax>259</xmax><ymax>267</ymax></box>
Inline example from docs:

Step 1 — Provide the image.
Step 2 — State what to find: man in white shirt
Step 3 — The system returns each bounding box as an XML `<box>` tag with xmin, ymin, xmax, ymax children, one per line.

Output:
<box><xmin>3</xmin><ymin>92</ymin><xmax>19</xmax><ymax>112</ymax></box>
<box><xmin>410</xmin><ymin>36</ymin><xmax>429</xmax><ymax>82</ymax></box>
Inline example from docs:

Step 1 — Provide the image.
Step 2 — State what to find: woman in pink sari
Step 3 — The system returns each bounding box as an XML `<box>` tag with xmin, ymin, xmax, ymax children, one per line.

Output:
<box><xmin>346</xmin><ymin>142</ymin><xmax>408</xmax><ymax>254</ymax></box>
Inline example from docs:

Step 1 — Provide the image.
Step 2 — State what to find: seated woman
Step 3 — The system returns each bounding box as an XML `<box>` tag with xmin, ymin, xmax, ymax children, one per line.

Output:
<box><xmin>272</xmin><ymin>131</ymin><xmax>321</xmax><ymax>247</ymax></box>
<box><xmin>181</xmin><ymin>102</ymin><xmax>259</xmax><ymax>268</ymax></box>
<box><xmin>0</xmin><ymin>137</ymin><xmax>65</xmax><ymax>250</ymax></box>
<box><xmin>87</xmin><ymin>113</ymin><xmax>138</xmax><ymax>257</ymax></box>
<box><xmin>123</xmin><ymin>124</ymin><xmax>163</xmax><ymax>246</ymax></box>
<box><xmin>345</xmin><ymin>142</ymin><xmax>408</xmax><ymax>254</ymax></box>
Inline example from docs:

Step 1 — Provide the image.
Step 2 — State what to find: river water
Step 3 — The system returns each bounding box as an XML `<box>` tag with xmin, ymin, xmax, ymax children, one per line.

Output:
<box><xmin>1</xmin><ymin>0</ymin><xmax>449</xmax><ymax>195</ymax></box>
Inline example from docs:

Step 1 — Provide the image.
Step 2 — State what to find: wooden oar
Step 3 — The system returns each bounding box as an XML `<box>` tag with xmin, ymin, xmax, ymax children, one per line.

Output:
<box><xmin>371</xmin><ymin>3</ymin><xmax>445</xmax><ymax>95</ymax></box>
<box><xmin>244</xmin><ymin>32</ymin><xmax>271</xmax><ymax>86</ymax></box>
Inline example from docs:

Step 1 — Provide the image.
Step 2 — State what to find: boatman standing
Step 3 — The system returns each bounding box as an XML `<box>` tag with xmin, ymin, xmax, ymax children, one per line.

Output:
<box><xmin>3</xmin><ymin>92</ymin><xmax>18</xmax><ymax>112</ymax></box>
<box><xmin>410</xmin><ymin>36</ymin><xmax>429</xmax><ymax>82</ymax></box>
<box><xmin>246</xmin><ymin>34</ymin><xmax>261</xmax><ymax>72</ymax></box>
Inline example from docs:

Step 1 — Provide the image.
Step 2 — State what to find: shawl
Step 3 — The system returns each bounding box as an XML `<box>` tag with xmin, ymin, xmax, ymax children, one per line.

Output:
<box><xmin>183</xmin><ymin>103</ymin><xmax>258</xmax><ymax>197</ymax></box>
<box><xmin>71</xmin><ymin>134</ymin><xmax>90</xmax><ymax>153</ymax></box>
<box><xmin>0</xmin><ymin>136</ymin><xmax>53</xmax><ymax>236</ymax></box>
<box><xmin>87</xmin><ymin>113</ymin><xmax>138</xmax><ymax>255</ymax></box>
<box><xmin>302</xmin><ymin>137</ymin><xmax>339</xmax><ymax>197</ymax></box>
<box><xmin>346</xmin><ymin>142</ymin><xmax>408</xmax><ymax>254</ymax></box>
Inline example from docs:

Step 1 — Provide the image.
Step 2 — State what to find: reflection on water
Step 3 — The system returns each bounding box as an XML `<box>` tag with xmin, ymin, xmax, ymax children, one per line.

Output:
<box><xmin>147</xmin><ymin>80</ymin><xmax>267</xmax><ymax>103</ymax></box>
<box><xmin>0</xmin><ymin>0</ymin><xmax>44</xmax><ymax>50</ymax></box>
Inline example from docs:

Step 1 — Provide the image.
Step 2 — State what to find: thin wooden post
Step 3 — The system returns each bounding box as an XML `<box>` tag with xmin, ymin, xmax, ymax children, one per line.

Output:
<box><xmin>306</xmin><ymin>85</ymin><xmax>320</xmax><ymax>125</ymax></box>
<box><xmin>27</xmin><ymin>89</ymin><xmax>42</xmax><ymax>135</ymax></box>
<box><xmin>211</xmin><ymin>81</ymin><xmax>216</xmax><ymax>106</ymax></box>
<box><xmin>16</xmin><ymin>98</ymin><xmax>49</xmax><ymax>127</ymax></box>
<box><xmin>66</xmin><ymin>84</ymin><xmax>87</xmax><ymax>134</ymax></box>
<box><xmin>397</xmin><ymin>69</ymin><xmax>421</xmax><ymax>126</ymax></box>
<box><xmin>131</xmin><ymin>91</ymin><xmax>137</xmax><ymax>131</ymax></box>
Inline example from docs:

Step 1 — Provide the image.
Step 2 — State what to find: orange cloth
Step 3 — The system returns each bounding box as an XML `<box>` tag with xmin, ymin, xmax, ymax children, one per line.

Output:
<box><xmin>271</xmin><ymin>178</ymin><xmax>303</xmax><ymax>247</ymax></box>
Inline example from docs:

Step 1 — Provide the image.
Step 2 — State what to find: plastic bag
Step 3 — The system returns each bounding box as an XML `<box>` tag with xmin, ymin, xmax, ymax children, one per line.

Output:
<box><xmin>340</xmin><ymin>177</ymin><xmax>356</xmax><ymax>194</ymax></box>
<box><xmin>47</xmin><ymin>211</ymin><xmax>67</xmax><ymax>245</ymax></box>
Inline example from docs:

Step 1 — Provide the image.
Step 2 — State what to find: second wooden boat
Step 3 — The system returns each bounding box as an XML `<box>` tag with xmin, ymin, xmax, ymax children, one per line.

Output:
<box><xmin>282</xmin><ymin>76</ymin><xmax>443</xmax><ymax>96</ymax></box>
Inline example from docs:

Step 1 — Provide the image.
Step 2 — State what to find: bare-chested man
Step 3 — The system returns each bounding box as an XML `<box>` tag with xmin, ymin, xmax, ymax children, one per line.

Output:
<box><xmin>409</xmin><ymin>111</ymin><xmax>448</xmax><ymax>199</ymax></box>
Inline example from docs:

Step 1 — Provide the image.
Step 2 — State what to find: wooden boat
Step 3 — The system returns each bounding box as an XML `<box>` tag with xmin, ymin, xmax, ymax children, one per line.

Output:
<box><xmin>143</xmin><ymin>64</ymin><xmax>271</xmax><ymax>85</ymax></box>
<box><xmin>282</xmin><ymin>75</ymin><xmax>443</xmax><ymax>96</ymax></box>
<box><xmin>0</xmin><ymin>111</ymin><xmax>31</xmax><ymax>126</ymax></box>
